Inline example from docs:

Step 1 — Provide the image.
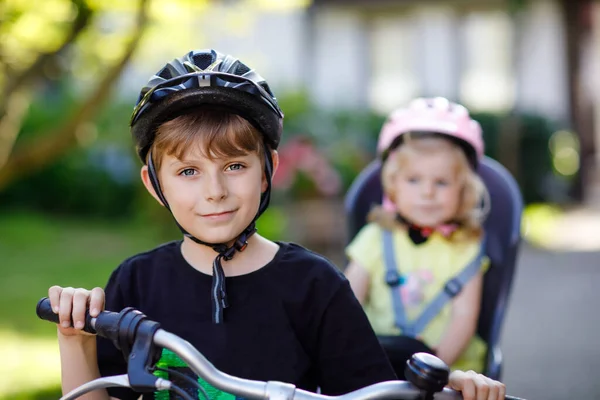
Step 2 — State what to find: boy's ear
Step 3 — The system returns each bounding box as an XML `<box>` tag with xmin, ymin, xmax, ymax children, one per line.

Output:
<box><xmin>262</xmin><ymin>150</ymin><xmax>279</xmax><ymax>192</ymax></box>
<box><xmin>140</xmin><ymin>165</ymin><xmax>166</xmax><ymax>207</ymax></box>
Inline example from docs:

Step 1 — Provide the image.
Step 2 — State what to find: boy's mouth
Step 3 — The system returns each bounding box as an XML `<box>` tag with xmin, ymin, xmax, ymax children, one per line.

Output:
<box><xmin>200</xmin><ymin>210</ymin><xmax>237</xmax><ymax>219</ymax></box>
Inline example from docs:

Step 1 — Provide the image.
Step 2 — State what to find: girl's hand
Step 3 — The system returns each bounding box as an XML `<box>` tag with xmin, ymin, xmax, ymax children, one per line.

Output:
<box><xmin>448</xmin><ymin>370</ymin><xmax>506</xmax><ymax>400</ymax></box>
<box><xmin>48</xmin><ymin>285</ymin><xmax>105</xmax><ymax>337</ymax></box>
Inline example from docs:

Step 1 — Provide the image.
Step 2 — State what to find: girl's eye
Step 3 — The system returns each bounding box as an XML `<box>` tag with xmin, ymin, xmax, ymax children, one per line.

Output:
<box><xmin>407</xmin><ymin>177</ymin><xmax>419</xmax><ymax>184</ymax></box>
<box><xmin>179</xmin><ymin>168</ymin><xmax>196</xmax><ymax>176</ymax></box>
<box><xmin>436</xmin><ymin>179</ymin><xmax>449</xmax><ymax>187</ymax></box>
<box><xmin>226</xmin><ymin>163</ymin><xmax>244</xmax><ymax>171</ymax></box>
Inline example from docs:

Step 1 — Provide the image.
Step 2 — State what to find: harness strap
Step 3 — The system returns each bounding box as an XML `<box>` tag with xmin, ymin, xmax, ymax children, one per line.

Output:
<box><xmin>382</xmin><ymin>230</ymin><xmax>486</xmax><ymax>337</ymax></box>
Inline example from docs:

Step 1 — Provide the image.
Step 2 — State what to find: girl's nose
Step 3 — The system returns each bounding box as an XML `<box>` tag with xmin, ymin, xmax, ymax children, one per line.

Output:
<box><xmin>421</xmin><ymin>182</ymin><xmax>435</xmax><ymax>198</ymax></box>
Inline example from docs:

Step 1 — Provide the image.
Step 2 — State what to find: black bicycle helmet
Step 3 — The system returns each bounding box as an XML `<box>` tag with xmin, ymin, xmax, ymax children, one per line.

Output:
<box><xmin>131</xmin><ymin>49</ymin><xmax>283</xmax><ymax>161</ymax></box>
<box><xmin>129</xmin><ymin>49</ymin><xmax>284</xmax><ymax>324</ymax></box>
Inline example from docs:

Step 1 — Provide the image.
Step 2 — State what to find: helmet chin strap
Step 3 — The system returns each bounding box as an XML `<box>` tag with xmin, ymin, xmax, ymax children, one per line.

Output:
<box><xmin>146</xmin><ymin>148</ymin><xmax>273</xmax><ymax>324</ymax></box>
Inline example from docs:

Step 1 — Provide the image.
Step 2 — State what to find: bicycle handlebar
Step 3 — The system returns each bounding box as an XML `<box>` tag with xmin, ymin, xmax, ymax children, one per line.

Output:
<box><xmin>36</xmin><ymin>297</ymin><xmax>524</xmax><ymax>400</ymax></box>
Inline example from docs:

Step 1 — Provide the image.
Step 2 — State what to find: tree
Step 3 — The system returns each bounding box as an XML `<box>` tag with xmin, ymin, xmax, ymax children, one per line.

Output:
<box><xmin>0</xmin><ymin>0</ymin><xmax>150</xmax><ymax>191</ymax></box>
<box><xmin>560</xmin><ymin>0</ymin><xmax>596</xmax><ymax>202</ymax></box>
<box><xmin>0</xmin><ymin>0</ymin><xmax>315</xmax><ymax>193</ymax></box>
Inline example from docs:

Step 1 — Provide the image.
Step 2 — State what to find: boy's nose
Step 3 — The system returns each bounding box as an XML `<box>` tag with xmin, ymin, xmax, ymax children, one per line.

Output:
<box><xmin>205</xmin><ymin>174</ymin><xmax>228</xmax><ymax>201</ymax></box>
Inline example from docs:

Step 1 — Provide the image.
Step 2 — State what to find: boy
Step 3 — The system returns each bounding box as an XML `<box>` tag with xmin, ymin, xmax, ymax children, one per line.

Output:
<box><xmin>49</xmin><ymin>49</ymin><xmax>506</xmax><ymax>400</ymax></box>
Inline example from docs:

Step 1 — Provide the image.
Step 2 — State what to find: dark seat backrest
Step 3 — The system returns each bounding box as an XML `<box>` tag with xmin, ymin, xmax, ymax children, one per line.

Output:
<box><xmin>343</xmin><ymin>156</ymin><xmax>523</xmax><ymax>345</ymax></box>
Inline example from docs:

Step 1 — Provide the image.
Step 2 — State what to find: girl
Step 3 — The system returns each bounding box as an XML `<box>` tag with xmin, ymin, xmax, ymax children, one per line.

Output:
<box><xmin>345</xmin><ymin>97</ymin><xmax>490</xmax><ymax>378</ymax></box>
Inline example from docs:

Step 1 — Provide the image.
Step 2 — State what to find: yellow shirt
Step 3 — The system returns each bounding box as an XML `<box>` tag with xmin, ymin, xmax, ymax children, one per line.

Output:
<box><xmin>346</xmin><ymin>222</ymin><xmax>488</xmax><ymax>372</ymax></box>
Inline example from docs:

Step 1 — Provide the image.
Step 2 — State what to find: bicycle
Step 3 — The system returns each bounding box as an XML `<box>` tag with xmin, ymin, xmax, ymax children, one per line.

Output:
<box><xmin>36</xmin><ymin>297</ymin><xmax>524</xmax><ymax>400</ymax></box>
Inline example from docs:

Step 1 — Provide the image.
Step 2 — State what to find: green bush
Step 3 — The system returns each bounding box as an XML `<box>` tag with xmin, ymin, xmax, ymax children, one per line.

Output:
<box><xmin>278</xmin><ymin>98</ymin><xmax>573</xmax><ymax>205</ymax></box>
<box><xmin>0</xmin><ymin>89</ymin><xmax>139</xmax><ymax>218</ymax></box>
<box><xmin>0</xmin><ymin>88</ymin><xmax>576</xmax><ymax>220</ymax></box>
<box><xmin>471</xmin><ymin>112</ymin><xmax>572</xmax><ymax>203</ymax></box>
<box><xmin>3</xmin><ymin>385</ymin><xmax>62</xmax><ymax>400</ymax></box>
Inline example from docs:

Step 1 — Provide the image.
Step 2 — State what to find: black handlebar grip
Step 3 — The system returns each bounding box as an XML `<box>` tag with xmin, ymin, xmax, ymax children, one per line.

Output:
<box><xmin>36</xmin><ymin>297</ymin><xmax>97</xmax><ymax>334</ymax></box>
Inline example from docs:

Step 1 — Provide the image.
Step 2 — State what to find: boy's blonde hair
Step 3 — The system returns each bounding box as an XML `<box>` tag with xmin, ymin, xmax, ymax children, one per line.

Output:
<box><xmin>369</xmin><ymin>134</ymin><xmax>488</xmax><ymax>239</ymax></box>
<box><xmin>149</xmin><ymin>108</ymin><xmax>266</xmax><ymax>170</ymax></box>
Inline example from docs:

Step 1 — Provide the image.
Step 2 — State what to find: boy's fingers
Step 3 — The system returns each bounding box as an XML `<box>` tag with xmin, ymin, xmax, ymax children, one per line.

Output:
<box><xmin>450</xmin><ymin>371</ymin><xmax>506</xmax><ymax>400</ymax></box>
<box><xmin>474</xmin><ymin>375</ymin><xmax>490</xmax><ymax>400</ymax></box>
<box><xmin>494</xmin><ymin>381</ymin><xmax>506</xmax><ymax>400</ymax></box>
<box><xmin>48</xmin><ymin>286</ymin><xmax>62</xmax><ymax>313</ymax></box>
<box><xmin>89</xmin><ymin>287</ymin><xmax>105</xmax><ymax>317</ymax></box>
<box><xmin>485</xmin><ymin>378</ymin><xmax>499</xmax><ymax>400</ymax></box>
<box><xmin>449</xmin><ymin>370</ymin><xmax>477</xmax><ymax>400</ymax></box>
<box><xmin>58</xmin><ymin>287</ymin><xmax>75</xmax><ymax>328</ymax></box>
<box><xmin>460</xmin><ymin>379</ymin><xmax>476</xmax><ymax>400</ymax></box>
<box><xmin>72</xmin><ymin>290</ymin><xmax>90</xmax><ymax>330</ymax></box>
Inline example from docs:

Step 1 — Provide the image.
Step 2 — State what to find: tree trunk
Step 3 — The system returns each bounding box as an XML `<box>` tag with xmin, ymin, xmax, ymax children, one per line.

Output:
<box><xmin>0</xmin><ymin>0</ymin><xmax>150</xmax><ymax>192</ymax></box>
<box><xmin>0</xmin><ymin>0</ymin><xmax>93</xmax><ymax>170</ymax></box>
<box><xmin>561</xmin><ymin>0</ymin><xmax>595</xmax><ymax>202</ymax></box>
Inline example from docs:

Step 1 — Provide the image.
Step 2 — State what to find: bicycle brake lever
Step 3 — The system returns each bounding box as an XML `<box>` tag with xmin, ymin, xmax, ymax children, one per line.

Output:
<box><xmin>127</xmin><ymin>316</ymin><xmax>163</xmax><ymax>392</ymax></box>
<box><xmin>59</xmin><ymin>375</ymin><xmax>131</xmax><ymax>400</ymax></box>
<box><xmin>58</xmin><ymin>374</ymin><xmax>172</xmax><ymax>400</ymax></box>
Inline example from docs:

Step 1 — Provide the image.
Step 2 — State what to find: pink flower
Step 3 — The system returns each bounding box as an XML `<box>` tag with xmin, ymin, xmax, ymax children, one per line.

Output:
<box><xmin>271</xmin><ymin>136</ymin><xmax>342</xmax><ymax>197</ymax></box>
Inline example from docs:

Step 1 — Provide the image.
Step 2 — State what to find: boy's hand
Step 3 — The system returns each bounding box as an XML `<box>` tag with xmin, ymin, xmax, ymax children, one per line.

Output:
<box><xmin>48</xmin><ymin>286</ymin><xmax>105</xmax><ymax>337</ymax></box>
<box><xmin>448</xmin><ymin>370</ymin><xmax>506</xmax><ymax>400</ymax></box>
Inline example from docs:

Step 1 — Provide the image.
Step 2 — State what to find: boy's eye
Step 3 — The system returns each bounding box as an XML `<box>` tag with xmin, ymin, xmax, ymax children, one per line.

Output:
<box><xmin>226</xmin><ymin>163</ymin><xmax>244</xmax><ymax>171</ymax></box>
<box><xmin>179</xmin><ymin>168</ymin><xmax>197</xmax><ymax>176</ymax></box>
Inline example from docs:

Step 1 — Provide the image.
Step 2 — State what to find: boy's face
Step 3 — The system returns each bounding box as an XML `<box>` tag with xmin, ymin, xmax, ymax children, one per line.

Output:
<box><xmin>142</xmin><ymin>142</ymin><xmax>278</xmax><ymax>246</ymax></box>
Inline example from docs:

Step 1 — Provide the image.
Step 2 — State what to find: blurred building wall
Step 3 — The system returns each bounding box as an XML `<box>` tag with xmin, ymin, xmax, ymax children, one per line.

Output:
<box><xmin>121</xmin><ymin>0</ymin><xmax>574</xmax><ymax>123</ymax></box>
<box><xmin>308</xmin><ymin>0</ymin><xmax>571</xmax><ymax>121</ymax></box>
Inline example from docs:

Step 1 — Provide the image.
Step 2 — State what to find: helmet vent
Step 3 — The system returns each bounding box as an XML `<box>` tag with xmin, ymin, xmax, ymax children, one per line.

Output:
<box><xmin>157</xmin><ymin>67</ymin><xmax>172</xmax><ymax>79</ymax></box>
<box><xmin>260</xmin><ymin>82</ymin><xmax>274</xmax><ymax>96</ymax></box>
<box><xmin>230</xmin><ymin>61</ymin><xmax>250</xmax><ymax>76</ymax></box>
<box><xmin>192</xmin><ymin>53</ymin><xmax>215</xmax><ymax>70</ymax></box>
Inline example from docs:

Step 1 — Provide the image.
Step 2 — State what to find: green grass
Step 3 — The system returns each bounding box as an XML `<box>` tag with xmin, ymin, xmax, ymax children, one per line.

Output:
<box><xmin>0</xmin><ymin>211</ymin><xmax>167</xmax><ymax>336</ymax></box>
<box><xmin>0</xmin><ymin>210</ymin><xmax>168</xmax><ymax>399</ymax></box>
<box><xmin>6</xmin><ymin>386</ymin><xmax>63</xmax><ymax>400</ymax></box>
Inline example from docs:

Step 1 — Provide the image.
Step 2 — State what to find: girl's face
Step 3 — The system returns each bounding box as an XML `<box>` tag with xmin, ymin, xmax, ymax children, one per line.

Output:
<box><xmin>391</xmin><ymin>150</ymin><xmax>463</xmax><ymax>227</ymax></box>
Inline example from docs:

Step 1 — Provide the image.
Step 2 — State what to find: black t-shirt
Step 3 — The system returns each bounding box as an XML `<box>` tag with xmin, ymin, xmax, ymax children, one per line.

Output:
<box><xmin>97</xmin><ymin>241</ymin><xmax>396</xmax><ymax>399</ymax></box>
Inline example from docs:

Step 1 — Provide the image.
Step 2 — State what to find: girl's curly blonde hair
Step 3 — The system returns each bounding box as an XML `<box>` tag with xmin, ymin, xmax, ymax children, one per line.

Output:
<box><xmin>368</xmin><ymin>133</ymin><xmax>489</xmax><ymax>240</ymax></box>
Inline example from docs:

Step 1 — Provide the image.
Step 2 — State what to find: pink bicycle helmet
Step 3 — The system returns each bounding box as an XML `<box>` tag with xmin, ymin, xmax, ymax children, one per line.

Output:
<box><xmin>377</xmin><ymin>97</ymin><xmax>484</xmax><ymax>168</ymax></box>
<box><xmin>378</xmin><ymin>97</ymin><xmax>485</xmax><ymax>212</ymax></box>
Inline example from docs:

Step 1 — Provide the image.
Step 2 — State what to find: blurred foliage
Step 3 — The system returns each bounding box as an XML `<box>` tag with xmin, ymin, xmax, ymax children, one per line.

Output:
<box><xmin>278</xmin><ymin>91</ymin><xmax>576</xmax><ymax>205</ymax></box>
<box><xmin>0</xmin><ymin>0</ymin><xmax>578</xmax><ymax>226</ymax></box>
<box><xmin>0</xmin><ymin>88</ymin><xmax>577</xmax><ymax>222</ymax></box>
<box><xmin>473</xmin><ymin>112</ymin><xmax>578</xmax><ymax>203</ymax></box>
<box><xmin>0</xmin><ymin>0</ymin><xmax>313</xmax><ymax>219</ymax></box>
<box><xmin>276</xmin><ymin>90</ymin><xmax>385</xmax><ymax>197</ymax></box>
<box><xmin>4</xmin><ymin>386</ymin><xmax>62</xmax><ymax>400</ymax></box>
<box><xmin>0</xmin><ymin>0</ymin><xmax>150</xmax><ymax>193</ymax></box>
<box><xmin>0</xmin><ymin>87</ymin><xmax>139</xmax><ymax>217</ymax></box>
